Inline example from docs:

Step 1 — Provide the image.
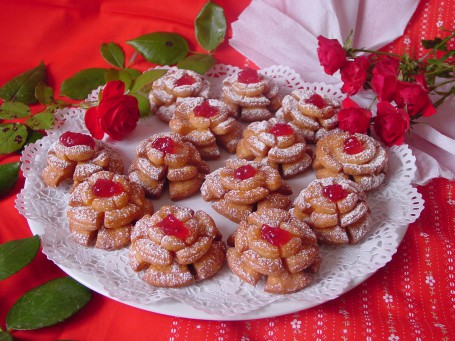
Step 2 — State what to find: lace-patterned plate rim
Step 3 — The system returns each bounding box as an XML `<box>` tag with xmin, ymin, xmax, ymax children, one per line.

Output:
<box><xmin>20</xmin><ymin>146</ymin><xmax>422</xmax><ymax>320</ymax></box>
<box><xmin>16</xmin><ymin>64</ymin><xmax>424</xmax><ymax>320</ymax></box>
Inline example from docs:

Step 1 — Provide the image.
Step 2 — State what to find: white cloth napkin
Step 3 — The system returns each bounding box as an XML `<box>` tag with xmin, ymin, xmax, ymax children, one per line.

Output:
<box><xmin>229</xmin><ymin>0</ymin><xmax>455</xmax><ymax>185</ymax></box>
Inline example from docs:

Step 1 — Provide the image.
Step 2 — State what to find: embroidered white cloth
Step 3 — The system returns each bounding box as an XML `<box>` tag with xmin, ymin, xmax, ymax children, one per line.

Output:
<box><xmin>229</xmin><ymin>0</ymin><xmax>455</xmax><ymax>185</ymax></box>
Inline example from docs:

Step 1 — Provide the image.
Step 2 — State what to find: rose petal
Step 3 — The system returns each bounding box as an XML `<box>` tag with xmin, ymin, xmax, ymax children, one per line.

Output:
<box><xmin>98</xmin><ymin>95</ymin><xmax>139</xmax><ymax>140</ymax></box>
<box><xmin>102</xmin><ymin>80</ymin><xmax>126</xmax><ymax>99</ymax></box>
<box><xmin>84</xmin><ymin>107</ymin><xmax>104</xmax><ymax>140</ymax></box>
<box><xmin>341</xmin><ymin>97</ymin><xmax>360</xmax><ymax>109</ymax></box>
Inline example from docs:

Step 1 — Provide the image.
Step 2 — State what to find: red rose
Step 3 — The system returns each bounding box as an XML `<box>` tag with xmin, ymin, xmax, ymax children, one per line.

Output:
<box><xmin>338</xmin><ymin>97</ymin><xmax>372</xmax><ymax>134</ymax></box>
<box><xmin>317</xmin><ymin>35</ymin><xmax>347</xmax><ymax>75</ymax></box>
<box><xmin>413</xmin><ymin>74</ymin><xmax>429</xmax><ymax>91</ymax></box>
<box><xmin>371</xmin><ymin>56</ymin><xmax>400</xmax><ymax>102</ymax></box>
<box><xmin>373</xmin><ymin>101</ymin><xmax>410</xmax><ymax>146</ymax></box>
<box><xmin>395</xmin><ymin>81</ymin><xmax>436</xmax><ymax>117</ymax></box>
<box><xmin>85</xmin><ymin>80</ymin><xmax>140</xmax><ymax>140</ymax></box>
<box><xmin>340</xmin><ymin>56</ymin><xmax>369</xmax><ymax>95</ymax></box>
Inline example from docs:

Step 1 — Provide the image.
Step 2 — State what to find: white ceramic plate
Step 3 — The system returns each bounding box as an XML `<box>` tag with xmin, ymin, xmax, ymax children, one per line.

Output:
<box><xmin>17</xmin><ymin>65</ymin><xmax>424</xmax><ymax>320</ymax></box>
<box><xmin>27</xmin><ymin>218</ymin><xmax>407</xmax><ymax>320</ymax></box>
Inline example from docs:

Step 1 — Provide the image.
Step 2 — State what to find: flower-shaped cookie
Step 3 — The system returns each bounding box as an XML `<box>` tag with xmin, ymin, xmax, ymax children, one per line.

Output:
<box><xmin>148</xmin><ymin>69</ymin><xmax>210</xmax><ymax>123</ymax></box>
<box><xmin>222</xmin><ymin>68</ymin><xmax>281</xmax><ymax>122</ymax></box>
<box><xmin>292</xmin><ymin>177</ymin><xmax>371</xmax><ymax>245</ymax></box>
<box><xmin>276</xmin><ymin>89</ymin><xmax>341</xmax><ymax>142</ymax></box>
<box><xmin>129</xmin><ymin>205</ymin><xmax>226</xmax><ymax>288</ymax></box>
<box><xmin>170</xmin><ymin>97</ymin><xmax>242</xmax><ymax>160</ymax></box>
<box><xmin>226</xmin><ymin>208</ymin><xmax>320</xmax><ymax>294</ymax></box>
<box><xmin>42</xmin><ymin>131</ymin><xmax>124</xmax><ymax>188</ymax></box>
<box><xmin>313</xmin><ymin>132</ymin><xmax>388</xmax><ymax>192</ymax></box>
<box><xmin>128</xmin><ymin>133</ymin><xmax>210</xmax><ymax>200</ymax></box>
<box><xmin>236</xmin><ymin>118</ymin><xmax>313</xmax><ymax>178</ymax></box>
<box><xmin>67</xmin><ymin>171</ymin><xmax>154</xmax><ymax>250</ymax></box>
<box><xmin>201</xmin><ymin>159</ymin><xmax>292</xmax><ymax>223</ymax></box>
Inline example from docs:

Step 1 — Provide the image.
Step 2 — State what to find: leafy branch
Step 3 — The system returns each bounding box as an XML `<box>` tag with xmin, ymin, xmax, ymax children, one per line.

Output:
<box><xmin>347</xmin><ymin>29</ymin><xmax>455</xmax><ymax>106</ymax></box>
<box><xmin>0</xmin><ymin>2</ymin><xmax>227</xmax><ymax>336</ymax></box>
<box><xmin>0</xmin><ymin>0</ymin><xmax>226</xmax><ymax>198</ymax></box>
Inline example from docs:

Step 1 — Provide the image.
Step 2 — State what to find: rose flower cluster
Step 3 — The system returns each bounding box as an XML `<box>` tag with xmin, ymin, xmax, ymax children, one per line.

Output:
<box><xmin>316</xmin><ymin>32</ymin><xmax>454</xmax><ymax>147</ymax></box>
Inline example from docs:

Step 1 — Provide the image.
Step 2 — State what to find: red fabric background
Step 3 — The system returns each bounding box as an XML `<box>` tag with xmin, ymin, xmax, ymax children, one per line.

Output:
<box><xmin>1</xmin><ymin>0</ymin><xmax>454</xmax><ymax>340</ymax></box>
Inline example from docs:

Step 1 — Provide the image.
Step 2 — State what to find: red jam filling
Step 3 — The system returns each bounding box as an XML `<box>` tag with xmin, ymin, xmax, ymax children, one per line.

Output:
<box><xmin>343</xmin><ymin>136</ymin><xmax>365</xmax><ymax>155</ymax></box>
<box><xmin>237</xmin><ymin>68</ymin><xmax>262</xmax><ymax>84</ymax></box>
<box><xmin>60</xmin><ymin>131</ymin><xmax>95</xmax><ymax>148</ymax></box>
<box><xmin>174</xmin><ymin>73</ymin><xmax>196</xmax><ymax>87</ymax></box>
<box><xmin>233</xmin><ymin>164</ymin><xmax>257</xmax><ymax>180</ymax></box>
<box><xmin>322</xmin><ymin>184</ymin><xmax>348</xmax><ymax>202</ymax></box>
<box><xmin>269</xmin><ymin>123</ymin><xmax>293</xmax><ymax>137</ymax></box>
<box><xmin>261</xmin><ymin>224</ymin><xmax>291</xmax><ymax>246</ymax></box>
<box><xmin>152</xmin><ymin>136</ymin><xmax>175</xmax><ymax>154</ymax></box>
<box><xmin>156</xmin><ymin>214</ymin><xmax>190</xmax><ymax>240</ymax></box>
<box><xmin>194</xmin><ymin>101</ymin><xmax>219</xmax><ymax>118</ymax></box>
<box><xmin>304</xmin><ymin>93</ymin><xmax>327</xmax><ymax>109</ymax></box>
<box><xmin>92</xmin><ymin>178</ymin><xmax>124</xmax><ymax>198</ymax></box>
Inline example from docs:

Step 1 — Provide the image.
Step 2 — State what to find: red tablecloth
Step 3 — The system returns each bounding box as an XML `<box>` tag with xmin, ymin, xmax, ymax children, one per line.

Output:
<box><xmin>1</xmin><ymin>0</ymin><xmax>454</xmax><ymax>340</ymax></box>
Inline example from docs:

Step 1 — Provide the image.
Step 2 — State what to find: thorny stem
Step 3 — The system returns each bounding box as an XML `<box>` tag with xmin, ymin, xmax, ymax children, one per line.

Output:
<box><xmin>351</xmin><ymin>48</ymin><xmax>402</xmax><ymax>58</ymax></box>
<box><xmin>430</xmin><ymin>78</ymin><xmax>455</xmax><ymax>91</ymax></box>
<box><xmin>368</xmin><ymin>96</ymin><xmax>378</xmax><ymax>111</ymax></box>
<box><xmin>433</xmin><ymin>91</ymin><xmax>455</xmax><ymax>108</ymax></box>
<box><xmin>126</xmin><ymin>51</ymin><xmax>139</xmax><ymax>68</ymax></box>
<box><xmin>425</xmin><ymin>65</ymin><xmax>455</xmax><ymax>78</ymax></box>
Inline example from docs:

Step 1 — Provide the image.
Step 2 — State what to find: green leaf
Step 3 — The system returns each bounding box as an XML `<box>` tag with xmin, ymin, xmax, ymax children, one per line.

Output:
<box><xmin>177</xmin><ymin>53</ymin><xmax>216</xmax><ymax>74</ymax></box>
<box><xmin>24</xmin><ymin>129</ymin><xmax>45</xmax><ymax>147</ymax></box>
<box><xmin>438</xmin><ymin>50</ymin><xmax>455</xmax><ymax>62</ymax></box>
<box><xmin>0</xmin><ymin>161</ymin><xmax>20</xmax><ymax>197</ymax></box>
<box><xmin>195</xmin><ymin>1</ymin><xmax>227</xmax><ymax>52</ymax></box>
<box><xmin>131</xmin><ymin>93</ymin><xmax>151</xmax><ymax>117</ymax></box>
<box><xmin>130</xmin><ymin>69</ymin><xmax>167</xmax><ymax>94</ymax></box>
<box><xmin>104</xmin><ymin>68</ymin><xmax>133</xmax><ymax>89</ymax></box>
<box><xmin>0</xmin><ymin>61</ymin><xmax>46</xmax><ymax>104</ymax></box>
<box><xmin>44</xmin><ymin>104</ymin><xmax>60</xmax><ymax>114</ymax></box>
<box><xmin>117</xmin><ymin>70</ymin><xmax>134</xmax><ymax>88</ymax></box>
<box><xmin>127</xmin><ymin>32</ymin><xmax>189</xmax><ymax>65</ymax></box>
<box><xmin>25</xmin><ymin>112</ymin><xmax>55</xmax><ymax>130</ymax></box>
<box><xmin>100</xmin><ymin>42</ymin><xmax>125</xmax><ymax>68</ymax></box>
<box><xmin>0</xmin><ymin>123</ymin><xmax>28</xmax><ymax>154</ymax></box>
<box><xmin>0</xmin><ymin>236</ymin><xmax>40</xmax><ymax>279</ymax></box>
<box><xmin>0</xmin><ymin>102</ymin><xmax>31</xmax><ymax>120</ymax></box>
<box><xmin>0</xmin><ymin>331</ymin><xmax>13</xmax><ymax>341</ymax></box>
<box><xmin>60</xmin><ymin>68</ymin><xmax>107</xmax><ymax>100</ymax></box>
<box><xmin>6</xmin><ymin>277</ymin><xmax>91</xmax><ymax>330</ymax></box>
<box><xmin>421</xmin><ymin>37</ymin><xmax>442</xmax><ymax>49</ymax></box>
<box><xmin>124</xmin><ymin>68</ymin><xmax>142</xmax><ymax>81</ymax></box>
<box><xmin>35</xmin><ymin>82</ymin><xmax>54</xmax><ymax>105</ymax></box>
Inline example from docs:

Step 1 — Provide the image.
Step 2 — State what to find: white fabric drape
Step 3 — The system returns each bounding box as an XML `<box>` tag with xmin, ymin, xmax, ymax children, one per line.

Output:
<box><xmin>229</xmin><ymin>0</ymin><xmax>455</xmax><ymax>184</ymax></box>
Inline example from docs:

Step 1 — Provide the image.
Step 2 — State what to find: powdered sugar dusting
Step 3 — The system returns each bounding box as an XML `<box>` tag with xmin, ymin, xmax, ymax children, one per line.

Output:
<box><xmin>315</xmin><ymin>132</ymin><xmax>388</xmax><ymax>191</ymax></box>
<box><xmin>17</xmin><ymin>64</ymin><xmax>423</xmax><ymax>318</ymax></box>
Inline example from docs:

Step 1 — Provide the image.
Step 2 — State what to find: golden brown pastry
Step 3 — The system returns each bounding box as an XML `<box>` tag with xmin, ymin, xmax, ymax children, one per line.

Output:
<box><xmin>200</xmin><ymin>159</ymin><xmax>292</xmax><ymax>223</ymax></box>
<box><xmin>170</xmin><ymin>97</ymin><xmax>242</xmax><ymax>160</ymax></box>
<box><xmin>67</xmin><ymin>171</ymin><xmax>154</xmax><ymax>250</ymax></box>
<box><xmin>312</xmin><ymin>132</ymin><xmax>388</xmax><ymax>192</ymax></box>
<box><xmin>129</xmin><ymin>205</ymin><xmax>226</xmax><ymax>288</ymax></box>
<box><xmin>276</xmin><ymin>89</ymin><xmax>341</xmax><ymax>142</ymax></box>
<box><xmin>148</xmin><ymin>69</ymin><xmax>210</xmax><ymax>123</ymax></box>
<box><xmin>42</xmin><ymin>131</ymin><xmax>124</xmax><ymax>188</ymax></box>
<box><xmin>128</xmin><ymin>132</ymin><xmax>210</xmax><ymax>200</ymax></box>
<box><xmin>222</xmin><ymin>68</ymin><xmax>281</xmax><ymax>122</ymax></box>
<box><xmin>226</xmin><ymin>208</ymin><xmax>320</xmax><ymax>294</ymax></box>
<box><xmin>236</xmin><ymin>117</ymin><xmax>313</xmax><ymax>178</ymax></box>
<box><xmin>292</xmin><ymin>177</ymin><xmax>371</xmax><ymax>245</ymax></box>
